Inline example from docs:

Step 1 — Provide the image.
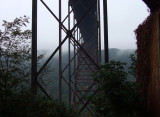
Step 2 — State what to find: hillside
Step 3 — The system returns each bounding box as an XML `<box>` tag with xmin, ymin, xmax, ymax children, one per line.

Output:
<box><xmin>101</xmin><ymin>48</ymin><xmax>135</xmax><ymax>63</ymax></box>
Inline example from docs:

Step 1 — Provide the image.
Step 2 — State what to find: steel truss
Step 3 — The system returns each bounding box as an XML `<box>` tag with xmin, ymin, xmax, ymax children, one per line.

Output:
<box><xmin>32</xmin><ymin>0</ymin><xmax>108</xmax><ymax>114</ymax></box>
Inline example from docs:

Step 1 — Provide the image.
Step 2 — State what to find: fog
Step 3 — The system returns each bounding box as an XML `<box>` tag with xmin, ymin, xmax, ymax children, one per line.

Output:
<box><xmin>0</xmin><ymin>0</ymin><xmax>149</xmax><ymax>51</ymax></box>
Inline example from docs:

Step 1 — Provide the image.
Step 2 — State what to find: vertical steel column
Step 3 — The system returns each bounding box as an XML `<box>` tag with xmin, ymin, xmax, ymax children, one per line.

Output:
<box><xmin>59</xmin><ymin>0</ymin><xmax>62</xmax><ymax>103</ymax></box>
<box><xmin>103</xmin><ymin>0</ymin><xmax>109</xmax><ymax>63</ymax></box>
<box><xmin>68</xmin><ymin>3</ymin><xmax>71</xmax><ymax>104</ymax></box>
<box><xmin>98</xmin><ymin>0</ymin><xmax>101</xmax><ymax>64</ymax></box>
<box><xmin>31</xmin><ymin>0</ymin><xmax>38</xmax><ymax>95</ymax></box>
<box><xmin>159</xmin><ymin>14</ymin><xmax>160</xmax><ymax>50</ymax></box>
<box><xmin>159</xmin><ymin>14</ymin><xmax>160</xmax><ymax>58</ymax></box>
<box><xmin>73</xmin><ymin>17</ymin><xmax>76</xmax><ymax>103</ymax></box>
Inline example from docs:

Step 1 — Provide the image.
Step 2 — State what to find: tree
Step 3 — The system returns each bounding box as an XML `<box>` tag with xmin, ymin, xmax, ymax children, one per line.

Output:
<box><xmin>0</xmin><ymin>16</ymin><xmax>32</xmax><ymax>103</ymax></box>
<box><xmin>129</xmin><ymin>51</ymin><xmax>137</xmax><ymax>78</ymax></box>
<box><xmin>0</xmin><ymin>16</ymin><xmax>79</xmax><ymax>117</ymax></box>
<box><xmin>91</xmin><ymin>61</ymin><xmax>146</xmax><ymax>117</ymax></box>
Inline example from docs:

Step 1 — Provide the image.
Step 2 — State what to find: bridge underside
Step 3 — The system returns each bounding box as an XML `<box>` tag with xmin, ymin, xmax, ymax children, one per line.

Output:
<box><xmin>69</xmin><ymin>0</ymin><xmax>101</xmax><ymax>113</ymax></box>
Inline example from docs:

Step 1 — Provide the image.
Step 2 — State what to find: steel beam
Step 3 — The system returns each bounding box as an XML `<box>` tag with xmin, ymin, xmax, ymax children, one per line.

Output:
<box><xmin>31</xmin><ymin>0</ymin><xmax>103</xmax><ymax>114</ymax></box>
<box><xmin>68</xmin><ymin>3</ymin><xmax>71</xmax><ymax>104</ymax></box>
<box><xmin>59</xmin><ymin>0</ymin><xmax>62</xmax><ymax>103</ymax></box>
<box><xmin>98</xmin><ymin>0</ymin><xmax>102</xmax><ymax>64</ymax></box>
<box><xmin>159</xmin><ymin>14</ymin><xmax>160</xmax><ymax>53</ymax></box>
<box><xmin>31</xmin><ymin>0</ymin><xmax>38</xmax><ymax>95</ymax></box>
<box><xmin>103</xmin><ymin>0</ymin><xmax>109</xmax><ymax>63</ymax></box>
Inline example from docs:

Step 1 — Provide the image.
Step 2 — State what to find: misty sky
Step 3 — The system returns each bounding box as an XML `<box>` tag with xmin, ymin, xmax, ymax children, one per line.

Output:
<box><xmin>0</xmin><ymin>0</ymin><xmax>149</xmax><ymax>50</ymax></box>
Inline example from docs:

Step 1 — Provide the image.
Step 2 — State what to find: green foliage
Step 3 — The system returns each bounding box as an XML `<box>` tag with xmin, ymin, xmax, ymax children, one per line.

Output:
<box><xmin>0</xmin><ymin>16</ymin><xmax>32</xmax><ymax>103</ymax></box>
<box><xmin>0</xmin><ymin>17</ymin><xmax>78</xmax><ymax>117</ymax></box>
<box><xmin>91</xmin><ymin>61</ymin><xmax>146</xmax><ymax>117</ymax></box>
<box><xmin>0</xmin><ymin>16</ymin><xmax>52</xmax><ymax>99</ymax></box>
<box><xmin>0</xmin><ymin>91</ymin><xmax>79</xmax><ymax>117</ymax></box>
<box><xmin>129</xmin><ymin>51</ymin><xmax>137</xmax><ymax>78</ymax></box>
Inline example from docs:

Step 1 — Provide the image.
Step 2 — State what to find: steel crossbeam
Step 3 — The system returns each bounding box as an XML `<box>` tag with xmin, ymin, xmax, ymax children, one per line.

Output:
<box><xmin>31</xmin><ymin>0</ymin><xmax>108</xmax><ymax>115</ymax></box>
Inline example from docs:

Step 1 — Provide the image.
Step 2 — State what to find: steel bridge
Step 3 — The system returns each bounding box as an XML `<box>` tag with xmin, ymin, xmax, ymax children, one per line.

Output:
<box><xmin>31</xmin><ymin>0</ymin><xmax>108</xmax><ymax>114</ymax></box>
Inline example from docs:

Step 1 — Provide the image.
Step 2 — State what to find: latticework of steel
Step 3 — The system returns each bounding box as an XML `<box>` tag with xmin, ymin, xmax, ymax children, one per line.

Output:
<box><xmin>31</xmin><ymin>0</ymin><xmax>108</xmax><ymax>115</ymax></box>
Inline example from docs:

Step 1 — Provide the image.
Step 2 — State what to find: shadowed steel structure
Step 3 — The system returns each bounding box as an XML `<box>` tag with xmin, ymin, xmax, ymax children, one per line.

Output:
<box><xmin>32</xmin><ymin>0</ymin><xmax>108</xmax><ymax>114</ymax></box>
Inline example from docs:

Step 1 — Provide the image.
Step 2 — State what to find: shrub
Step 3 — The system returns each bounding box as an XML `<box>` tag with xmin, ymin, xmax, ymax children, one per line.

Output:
<box><xmin>91</xmin><ymin>61</ymin><xmax>146</xmax><ymax>117</ymax></box>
